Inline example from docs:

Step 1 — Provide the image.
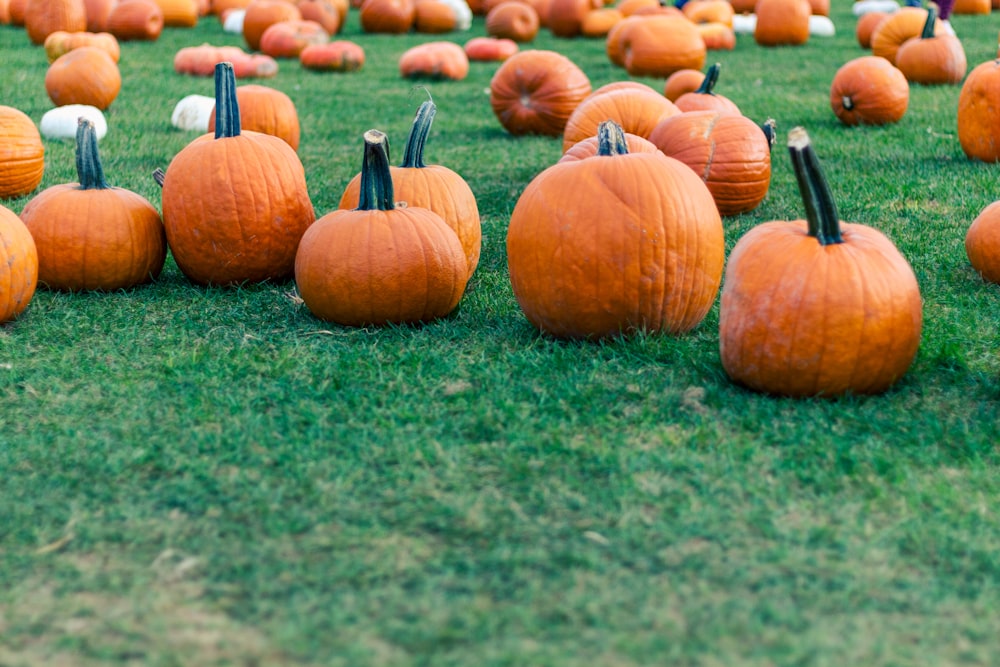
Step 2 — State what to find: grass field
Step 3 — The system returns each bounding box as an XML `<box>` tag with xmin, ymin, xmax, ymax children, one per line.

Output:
<box><xmin>2</xmin><ymin>2</ymin><xmax>1000</xmax><ymax>665</ymax></box>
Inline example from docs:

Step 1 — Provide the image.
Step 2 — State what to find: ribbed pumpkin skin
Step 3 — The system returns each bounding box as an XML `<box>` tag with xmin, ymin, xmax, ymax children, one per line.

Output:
<box><xmin>485</xmin><ymin>1</ymin><xmax>539</xmax><ymax>42</ymax></box>
<box><xmin>0</xmin><ymin>106</ymin><xmax>45</xmax><ymax>200</ymax></box>
<box><xmin>648</xmin><ymin>110</ymin><xmax>771</xmax><ymax>217</ymax></box>
<box><xmin>506</xmin><ymin>147</ymin><xmax>725</xmax><ymax>339</ymax></box>
<box><xmin>0</xmin><ymin>204</ymin><xmax>38</xmax><ymax>323</ymax></box>
<box><xmin>208</xmin><ymin>85</ymin><xmax>301</xmax><ymax>151</ymax></box>
<box><xmin>243</xmin><ymin>1</ymin><xmax>302</xmax><ymax>50</ymax></box>
<box><xmin>24</xmin><ymin>0</ymin><xmax>86</xmax><ymax>45</ymax></box>
<box><xmin>558</xmin><ymin>132</ymin><xmax>659</xmax><ymax>162</ymax></box>
<box><xmin>957</xmin><ymin>60</ymin><xmax>1000</xmax><ymax>162</ymax></box>
<box><xmin>966</xmin><ymin>201</ymin><xmax>1000</xmax><ymax>283</ymax></box>
<box><xmin>359</xmin><ymin>0</ymin><xmax>415</xmax><ymax>33</ymax></box>
<box><xmin>107</xmin><ymin>0</ymin><xmax>165</xmax><ymax>40</ymax></box>
<box><xmin>489</xmin><ymin>50</ymin><xmax>591</xmax><ymax>136</ymax></box>
<box><xmin>830</xmin><ymin>56</ymin><xmax>909</xmax><ymax>126</ymax></box>
<box><xmin>616</xmin><ymin>14</ymin><xmax>706</xmax><ymax>77</ymax></box>
<box><xmin>870</xmin><ymin>7</ymin><xmax>938</xmax><ymax>65</ymax></box>
<box><xmin>719</xmin><ymin>220</ymin><xmax>922</xmax><ymax>397</ymax></box>
<box><xmin>45</xmin><ymin>47</ymin><xmax>121</xmax><ymax>110</ymax></box>
<box><xmin>895</xmin><ymin>29</ymin><xmax>966</xmax><ymax>85</ymax></box>
<box><xmin>753</xmin><ymin>0</ymin><xmax>809</xmax><ymax>46</ymax></box>
<box><xmin>561</xmin><ymin>86</ymin><xmax>679</xmax><ymax>153</ymax></box>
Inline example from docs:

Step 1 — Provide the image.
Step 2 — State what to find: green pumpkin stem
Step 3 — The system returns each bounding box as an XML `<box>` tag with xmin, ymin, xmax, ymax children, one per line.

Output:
<box><xmin>596</xmin><ymin>120</ymin><xmax>630</xmax><ymax>156</ymax></box>
<box><xmin>788</xmin><ymin>127</ymin><xmax>843</xmax><ymax>246</ymax></box>
<box><xmin>761</xmin><ymin>118</ymin><xmax>777</xmax><ymax>152</ymax></box>
<box><xmin>213</xmin><ymin>61</ymin><xmax>241</xmax><ymax>140</ymax></box>
<box><xmin>400</xmin><ymin>100</ymin><xmax>436</xmax><ymax>169</ymax></box>
<box><xmin>76</xmin><ymin>118</ymin><xmax>107</xmax><ymax>190</ymax></box>
<box><xmin>357</xmin><ymin>129</ymin><xmax>395</xmax><ymax>211</ymax></box>
<box><xmin>695</xmin><ymin>62</ymin><xmax>722</xmax><ymax>96</ymax></box>
<box><xmin>921</xmin><ymin>5</ymin><xmax>938</xmax><ymax>39</ymax></box>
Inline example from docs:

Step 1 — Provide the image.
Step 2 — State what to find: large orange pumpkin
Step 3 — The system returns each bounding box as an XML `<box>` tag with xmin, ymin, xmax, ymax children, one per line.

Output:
<box><xmin>754</xmin><ymin>0</ymin><xmax>810</xmax><ymax>46</ymax></box>
<box><xmin>295</xmin><ymin>129</ymin><xmax>468</xmax><ymax>326</ymax></box>
<box><xmin>0</xmin><ymin>203</ymin><xmax>37</xmax><ymax>323</ymax></box>
<box><xmin>20</xmin><ymin>119</ymin><xmax>166</xmax><ymax>292</ymax></box>
<box><xmin>648</xmin><ymin>110</ymin><xmax>772</xmax><ymax>217</ymax></box>
<box><xmin>24</xmin><ymin>0</ymin><xmax>86</xmax><ymax>45</ymax></box>
<box><xmin>611</xmin><ymin>13</ymin><xmax>706</xmax><ymax>77</ymax></box>
<box><xmin>490</xmin><ymin>49</ymin><xmax>591</xmax><ymax>136</ymax></box>
<box><xmin>870</xmin><ymin>6</ymin><xmax>940</xmax><ymax>65</ymax></box>
<box><xmin>894</xmin><ymin>5</ymin><xmax>966</xmax><ymax>85</ymax></box>
<box><xmin>0</xmin><ymin>106</ymin><xmax>45</xmax><ymax>200</ymax></box>
<box><xmin>506</xmin><ymin>120</ymin><xmax>725</xmax><ymax>339</ymax></box>
<box><xmin>107</xmin><ymin>0</ymin><xmax>165</xmax><ymax>40</ymax></box>
<box><xmin>243</xmin><ymin>0</ymin><xmax>301</xmax><ymax>49</ymax></box>
<box><xmin>958</xmin><ymin>60</ymin><xmax>1000</xmax><ymax>162</ymax></box>
<box><xmin>719</xmin><ymin>127</ymin><xmax>922</xmax><ymax>397</ymax></box>
<box><xmin>561</xmin><ymin>85</ymin><xmax>679</xmax><ymax>152</ymax></box>
<box><xmin>359</xmin><ymin>0</ymin><xmax>415</xmax><ymax>33</ymax></box>
<box><xmin>830</xmin><ymin>55</ymin><xmax>909</xmax><ymax>126</ymax></box>
<box><xmin>338</xmin><ymin>100</ymin><xmax>481</xmax><ymax>280</ymax></box>
<box><xmin>160</xmin><ymin>63</ymin><xmax>315</xmax><ymax>286</ymax></box>
<box><xmin>45</xmin><ymin>46</ymin><xmax>121</xmax><ymax>110</ymax></box>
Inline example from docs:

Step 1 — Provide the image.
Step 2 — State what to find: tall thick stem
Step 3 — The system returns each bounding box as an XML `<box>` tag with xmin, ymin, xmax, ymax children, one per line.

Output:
<box><xmin>213</xmin><ymin>61</ymin><xmax>241</xmax><ymax>140</ymax></box>
<box><xmin>596</xmin><ymin>120</ymin><xmax>630</xmax><ymax>156</ymax></box>
<box><xmin>357</xmin><ymin>129</ymin><xmax>395</xmax><ymax>211</ymax></box>
<box><xmin>400</xmin><ymin>100</ymin><xmax>436</xmax><ymax>169</ymax></box>
<box><xmin>694</xmin><ymin>62</ymin><xmax>722</xmax><ymax>96</ymax></box>
<box><xmin>921</xmin><ymin>5</ymin><xmax>938</xmax><ymax>39</ymax></box>
<box><xmin>75</xmin><ymin>118</ymin><xmax>107</xmax><ymax>190</ymax></box>
<box><xmin>788</xmin><ymin>127</ymin><xmax>843</xmax><ymax>246</ymax></box>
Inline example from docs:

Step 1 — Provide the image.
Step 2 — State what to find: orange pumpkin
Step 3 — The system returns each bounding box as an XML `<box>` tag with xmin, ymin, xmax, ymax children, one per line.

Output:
<box><xmin>160</xmin><ymin>63</ymin><xmax>315</xmax><ymax>285</ymax></box>
<box><xmin>698</xmin><ymin>22</ymin><xmax>735</xmax><ymax>50</ymax></box>
<box><xmin>682</xmin><ymin>0</ymin><xmax>733</xmax><ymax>26</ymax></box>
<box><xmin>0</xmin><ymin>106</ymin><xmax>44</xmax><ymax>200</ymax></box>
<box><xmin>673</xmin><ymin>62</ymin><xmax>740</xmax><ymax>114</ymax></box>
<box><xmin>299</xmin><ymin>40</ymin><xmax>365</xmax><ymax>70</ymax></box>
<box><xmin>413</xmin><ymin>0</ymin><xmax>457</xmax><ymax>32</ymax></box>
<box><xmin>871</xmin><ymin>7</ymin><xmax>940</xmax><ymax>65</ymax></box>
<box><xmin>958</xmin><ymin>60</ymin><xmax>1000</xmax><ymax>162</ymax></box>
<box><xmin>44</xmin><ymin>30</ymin><xmax>121</xmax><ymax>63</ymax></box>
<box><xmin>611</xmin><ymin>13</ymin><xmax>706</xmax><ymax>77</ymax></box>
<box><xmin>0</xmin><ymin>203</ymin><xmax>37</xmax><ymax>323</ymax></box>
<box><xmin>754</xmin><ymin>0</ymin><xmax>810</xmax><ymax>46</ymax></box>
<box><xmin>463</xmin><ymin>35</ymin><xmax>519</xmax><ymax>61</ymax></box>
<box><xmin>855</xmin><ymin>10</ymin><xmax>888</xmax><ymax>49</ymax></box>
<box><xmin>894</xmin><ymin>6</ymin><xmax>966</xmax><ymax>85</ymax></box>
<box><xmin>830</xmin><ymin>55</ymin><xmax>909</xmax><ymax>126</ymax></box>
<box><xmin>547</xmin><ymin>0</ymin><xmax>600</xmax><ymax>37</ymax></box>
<box><xmin>107</xmin><ymin>0</ymin><xmax>165</xmax><ymax>40</ymax></box>
<box><xmin>338</xmin><ymin>100</ymin><xmax>481</xmax><ymax>280</ymax></box>
<box><xmin>648</xmin><ymin>110</ymin><xmax>772</xmax><ymax>217</ymax></box>
<box><xmin>297</xmin><ymin>0</ymin><xmax>342</xmax><ymax>32</ymax></box>
<box><xmin>295</xmin><ymin>129</ymin><xmax>468</xmax><ymax>326</ymax></box>
<box><xmin>24</xmin><ymin>0</ymin><xmax>86</xmax><ymax>45</ymax></box>
<box><xmin>580</xmin><ymin>7</ymin><xmax>621</xmax><ymax>36</ymax></box>
<box><xmin>8</xmin><ymin>0</ymin><xmax>25</xmax><ymax>25</ymax></box>
<box><xmin>399</xmin><ymin>41</ymin><xmax>469</xmax><ymax>80</ymax></box>
<box><xmin>83</xmin><ymin>0</ymin><xmax>117</xmax><ymax>31</ymax></box>
<box><xmin>174</xmin><ymin>44</ymin><xmax>280</xmax><ymax>78</ymax></box>
<box><xmin>243</xmin><ymin>0</ymin><xmax>301</xmax><ymax>50</ymax></box>
<box><xmin>45</xmin><ymin>47</ymin><xmax>121</xmax><ymax>110</ymax></box>
<box><xmin>207</xmin><ymin>84</ymin><xmax>300</xmax><ymax>150</ymax></box>
<box><xmin>151</xmin><ymin>0</ymin><xmax>200</xmax><ymax>25</ymax></box>
<box><xmin>561</xmin><ymin>85</ymin><xmax>679</xmax><ymax>152</ymax></box>
<box><xmin>20</xmin><ymin>119</ymin><xmax>165</xmax><ymax>292</ymax></box>
<box><xmin>507</xmin><ymin>120</ymin><xmax>724</xmax><ymax>339</ymax></box>
<box><xmin>490</xmin><ymin>49</ymin><xmax>591</xmax><ymax>136</ymax></box>
<box><xmin>966</xmin><ymin>201</ymin><xmax>1000</xmax><ymax>282</ymax></box>
<box><xmin>719</xmin><ymin>127</ymin><xmax>922</xmax><ymax>397</ymax></box>
<box><xmin>359</xmin><ymin>0</ymin><xmax>415</xmax><ymax>33</ymax></box>
<box><xmin>486</xmin><ymin>1</ymin><xmax>539</xmax><ymax>42</ymax></box>
<box><xmin>663</xmin><ymin>68</ymin><xmax>705</xmax><ymax>102</ymax></box>
<box><xmin>259</xmin><ymin>19</ymin><xmax>329</xmax><ymax>58</ymax></box>
<box><xmin>953</xmin><ymin>0</ymin><xmax>990</xmax><ymax>13</ymax></box>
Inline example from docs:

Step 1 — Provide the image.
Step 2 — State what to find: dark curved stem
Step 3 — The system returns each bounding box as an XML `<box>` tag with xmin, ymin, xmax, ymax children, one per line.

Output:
<box><xmin>357</xmin><ymin>129</ymin><xmax>395</xmax><ymax>211</ymax></box>
<box><xmin>788</xmin><ymin>127</ymin><xmax>842</xmax><ymax>246</ymax></box>
<box><xmin>400</xmin><ymin>100</ymin><xmax>436</xmax><ymax>169</ymax></box>
<box><xmin>213</xmin><ymin>61</ymin><xmax>241</xmax><ymax>140</ymax></box>
<box><xmin>596</xmin><ymin>120</ymin><xmax>630</xmax><ymax>156</ymax></box>
<box><xmin>761</xmin><ymin>118</ymin><xmax>777</xmax><ymax>152</ymax></box>
<box><xmin>921</xmin><ymin>5</ymin><xmax>938</xmax><ymax>39</ymax></box>
<box><xmin>694</xmin><ymin>62</ymin><xmax>721</xmax><ymax>96</ymax></box>
<box><xmin>76</xmin><ymin>118</ymin><xmax>107</xmax><ymax>190</ymax></box>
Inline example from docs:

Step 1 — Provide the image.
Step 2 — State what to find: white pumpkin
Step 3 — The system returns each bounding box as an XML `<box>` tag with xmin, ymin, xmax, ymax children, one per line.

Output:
<box><xmin>170</xmin><ymin>94</ymin><xmax>215</xmax><ymax>132</ymax></box>
<box><xmin>39</xmin><ymin>105</ymin><xmax>108</xmax><ymax>140</ymax></box>
<box><xmin>809</xmin><ymin>14</ymin><xmax>835</xmax><ymax>36</ymax></box>
<box><xmin>732</xmin><ymin>13</ymin><xmax>756</xmax><ymax>33</ymax></box>
<box><xmin>223</xmin><ymin>9</ymin><xmax>245</xmax><ymax>33</ymax></box>
<box><xmin>852</xmin><ymin>0</ymin><xmax>899</xmax><ymax>16</ymax></box>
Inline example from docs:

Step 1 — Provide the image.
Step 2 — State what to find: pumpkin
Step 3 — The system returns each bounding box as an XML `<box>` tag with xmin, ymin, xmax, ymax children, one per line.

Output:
<box><xmin>486</xmin><ymin>1</ymin><xmax>539</xmax><ymax>42</ymax></box>
<box><xmin>611</xmin><ymin>13</ymin><xmax>706</xmax><ymax>77</ymax></box>
<box><xmin>673</xmin><ymin>62</ymin><xmax>740</xmax><ymax>114</ymax></box>
<box><xmin>0</xmin><ymin>203</ymin><xmax>37</xmax><ymax>323</ymax></box>
<box><xmin>0</xmin><ymin>106</ymin><xmax>44</xmax><ymax>199</ymax></box>
<box><xmin>83</xmin><ymin>0</ymin><xmax>117</xmax><ymax>30</ymax></box>
<box><xmin>698</xmin><ymin>22</ymin><xmax>736</xmax><ymax>50</ymax></box>
<box><xmin>648</xmin><ymin>110</ymin><xmax>772</xmax><ymax>217</ymax></box>
<box><xmin>719</xmin><ymin>127</ymin><xmax>922</xmax><ymax>397</ymax></box>
<box><xmin>243</xmin><ymin>0</ymin><xmax>301</xmax><ymax>49</ymax></box>
<box><xmin>8</xmin><ymin>0</ymin><xmax>25</xmax><ymax>25</ymax></box>
<box><xmin>399</xmin><ymin>41</ymin><xmax>469</xmax><ymax>80</ymax></box>
<box><xmin>561</xmin><ymin>85</ymin><xmax>679</xmax><ymax>152</ymax></box>
<box><xmin>682</xmin><ymin>0</ymin><xmax>733</xmax><ymax>26</ymax></box>
<box><xmin>207</xmin><ymin>84</ymin><xmax>300</xmax><ymax>150</ymax></box>
<box><xmin>338</xmin><ymin>100</ymin><xmax>481</xmax><ymax>279</ymax></box>
<box><xmin>615</xmin><ymin>0</ymin><xmax>658</xmax><ymax>16</ymax></box>
<box><xmin>966</xmin><ymin>201</ymin><xmax>1000</xmax><ymax>283</ymax></box>
<box><xmin>580</xmin><ymin>8</ymin><xmax>622</xmax><ymax>37</ymax></box>
<box><xmin>663</xmin><ymin>68</ymin><xmax>705</xmax><ymax>102</ymax></box>
<box><xmin>259</xmin><ymin>19</ymin><xmax>329</xmax><ymax>58</ymax></box>
<box><xmin>171</xmin><ymin>94</ymin><xmax>215</xmax><ymax>131</ymax></box>
<box><xmin>107</xmin><ymin>0</ymin><xmax>165</xmax><ymax>40</ymax></box>
<box><xmin>24</xmin><ymin>0</ymin><xmax>86</xmax><ymax>45</ymax></box>
<box><xmin>413</xmin><ymin>0</ymin><xmax>457</xmax><ymax>32</ymax></box>
<box><xmin>830</xmin><ymin>55</ymin><xmax>909</xmax><ymax>126</ymax></box>
<box><xmin>953</xmin><ymin>0</ymin><xmax>990</xmax><ymax>13</ymax></box>
<box><xmin>463</xmin><ymin>35</ymin><xmax>518</xmax><ymax>61</ymax></box>
<box><xmin>894</xmin><ymin>5</ymin><xmax>966</xmax><ymax>85</ymax></box>
<box><xmin>44</xmin><ymin>30</ymin><xmax>120</xmax><ymax>63</ymax></box>
<box><xmin>300</xmin><ymin>40</ymin><xmax>365</xmax><ymax>71</ymax></box>
<box><xmin>490</xmin><ymin>49</ymin><xmax>591</xmax><ymax>136</ymax></box>
<box><xmin>359</xmin><ymin>0</ymin><xmax>415</xmax><ymax>33</ymax></box>
<box><xmin>45</xmin><ymin>47</ymin><xmax>121</xmax><ymax>111</ymax></box>
<box><xmin>870</xmin><ymin>6</ymin><xmax>939</xmax><ymax>65</ymax></box>
<box><xmin>20</xmin><ymin>119</ymin><xmax>166</xmax><ymax>292</ymax></box>
<box><xmin>173</xmin><ymin>44</ymin><xmax>279</xmax><ymax>78</ymax></box>
<box><xmin>213</xmin><ymin>0</ymin><xmax>252</xmax><ymax>13</ymax></box>
<box><xmin>151</xmin><ymin>0</ymin><xmax>200</xmax><ymax>25</ymax></box>
<box><xmin>159</xmin><ymin>62</ymin><xmax>315</xmax><ymax>286</ymax></box>
<box><xmin>40</xmin><ymin>104</ymin><xmax>108</xmax><ymax>140</ymax></box>
<box><xmin>855</xmin><ymin>10</ymin><xmax>887</xmax><ymax>49</ymax></box>
<box><xmin>295</xmin><ymin>129</ymin><xmax>468</xmax><ymax>326</ymax></box>
<box><xmin>506</xmin><ymin>120</ymin><xmax>725</xmax><ymax>339</ymax></box>
<box><xmin>958</xmin><ymin>60</ymin><xmax>1000</xmax><ymax>162</ymax></box>
<box><xmin>754</xmin><ymin>0</ymin><xmax>810</xmax><ymax>46</ymax></box>
<box><xmin>547</xmin><ymin>0</ymin><xmax>600</xmax><ymax>37</ymax></box>
<box><xmin>297</xmin><ymin>0</ymin><xmax>342</xmax><ymax>32</ymax></box>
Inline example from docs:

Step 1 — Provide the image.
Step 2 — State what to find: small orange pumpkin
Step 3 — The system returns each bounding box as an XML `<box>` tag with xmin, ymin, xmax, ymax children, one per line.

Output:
<box><xmin>561</xmin><ymin>85</ymin><xmax>679</xmax><ymax>152</ymax></box>
<box><xmin>45</xmin><ymin>46</ymin><xmax>121</xmax><ymax>110</ymax></box>
<box><xmin>855</xmin><ymin>10</ymin><xmax>888</xmax><ymax>49</ymax></box>
<box><xmin>107</xmin><ymin>0</ymin><xmax>165</xmax><ymax>40</ymax></box>
<box><xmin>958</xmin><ymin>60</ymin><xmax>1000</xmax><ymax>162</ymax></box>
<box><xmin>413</xmin><ymin>0</ymin><xmax>457</xmax><ymax>32</ymax></box>
<box><xmin>0</xmin><ymin>203</ymin><xmax>37</xmax><ymax>323</ymax></box>
<box><xmin>399</xmin><ymin>41</ymin><xmax>469</xmax><ymax>80</ymax></box>
<box><xmin>830</xmin><ymin>55</ymin><xmax>909</xmax><ymax>126</ymax></box>
<box><xmin>754</xmin><ymin>0</ymin><xmax>810</xmax><ymax>46</ymax></box>
<box><xmin>207</xmin><ymin>84</ymin><xmax>301</xmax><ymax>150</ymax></box>
<box><xmin>359</xmin><ymin>0</ymin><xmax>415</xmax><ymax>33</ymax></box>
<box><xmin>243</xmin><ymin>0</ymin><xmax>302</xmax><ymax>50</ymax></box>
<box><xmin>300</xmin><ymin>40</ymin><xmax>365</xmax><ymax>71</ymax></box>
<box><xmin>673</xmin><ymin>62</ymin><xmax>740</xmax><ymax>114</ymax></box>
<box><xmin>486</xmin><ymin>1</ymin><xmax>539</xmax><ymax>42</ymax></box>
<box><xmin>463</xmin><ymin>35</ymin><xmax>518</xmax><ymax>61</ymax></box>
<box><xmin>295</xmin><ymin>129</ymin><xmax>469</xmax><ymax>326</ymax></box>
<box><xmin>490</xmin><ymin>49</ymin><xmax>591</xmax><ymax>136</ymax></box>
<box><xmin>870</xmin><ymin>6</ymin><xmax>940</xmax><ymax>65</ymax></box>
<box><xmin>44</xmin><ymin>30</ymin><xmax>120</xmax><ymax>63</ymax></box>
<box><xmin>719</xmin><ymin>127</ymin><xmax>922</xmax><ymax>397</ymax></box>
<box><xmin>894</xmin><ymin>5</ymin><xmax>966</xmax><ymax>85</ymax></box>
<box><xmin>258</xmin><ymin>19</ymin><xmax>329</xmax><ymax>58</ymax></box>
<box><xmin>0</xmin><ymin>106</ymin><xmax>45</xmax><ymax>200</ymax></box>
<box><xmin>966</xmin><ymin>200</ymin><xmax>1000</xmax><ymax>282</ymax></box>
<box><xmin>663</xmin><ymin>68</ymin><xmax>705</xmax><ymax>102</ymax></box>
<box><xmin>297</xmin><ymin>0</ymin><xmax>342</xmax><ymax>33</ymax></box>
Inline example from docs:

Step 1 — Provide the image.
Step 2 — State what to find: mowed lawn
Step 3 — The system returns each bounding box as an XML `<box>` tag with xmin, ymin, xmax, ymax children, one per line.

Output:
<box><xmin>1</xmin><ymin>2</ymin><xmax>999</xmax><ymax>665</ymax></box>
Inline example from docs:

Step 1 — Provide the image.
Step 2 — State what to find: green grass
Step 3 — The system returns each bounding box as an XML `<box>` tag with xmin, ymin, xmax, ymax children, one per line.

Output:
<box><xmin>2</xmin><ymin>4</ymin><xmax>1000</xmax><ymax>665</ymax></box>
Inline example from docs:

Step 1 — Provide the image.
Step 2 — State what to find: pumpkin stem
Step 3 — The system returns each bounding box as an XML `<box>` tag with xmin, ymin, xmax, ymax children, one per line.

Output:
<box><xmin>213</xmin><ymin>61</ymin><xmax>241</xmax><ymax>140</ymax></box>
<box><xmin>152</xmin><ymin>168</ymin><xmax>165</xmax><ymax>188</ymax></box>
<box><xmin>357</xmin><ymin>129</ymin><xmax>395</xmax><ymax>211</ymax></box>
<box><xmin>841</xmin><ymin>96</ymin><xmax>853</xmax><ymax>111</ymax></box>
<box><xmin>695</xmin><ymin>62</ymin><xmax>722</xmax><ymax>96</ymax></box>
<box><xmin>596</xmin><ymin>120</ymin><xmax>630</xmax><ymax>156</ymax></box>
<box><xmin>400</xmin><ymin>100</ymin><xmax>436</xmax><ymax>169</ymax></box>
<box><xmin>760</xmin><ymin>118</ymin><xmax>777</xmax><ymax>152</ymax></box>
<box><xmin>921</xmin><ymin>4</ymin><xmax>937</xmax><ymax>39</ymax></box>
<box><xmin>75</xmin><ymin>118</ymin><xmax>107</xmax><ymax>190</ymax></box>
<box><xmin>788</xmin><ymin>127</ymin><xmax>843</xmax><ymax>246</ymax></box>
